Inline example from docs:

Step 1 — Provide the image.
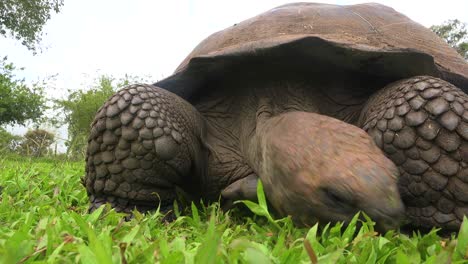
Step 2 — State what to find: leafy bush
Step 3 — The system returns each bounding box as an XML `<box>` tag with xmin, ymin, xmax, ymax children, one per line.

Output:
<box><xmin>0</xmin><ymin>127</ymin><xmax>21</xmax><ymax>153</ymax></box>
<box><xmin>0</xmin><ymin>57</ymin><xmax>47</xmax><ymax>126</ymax></box>
<box><xmin>431</xmin><ymin>19</ymin><xmax>468</xmax><ymax>60</ymax></box>
<box><xmin>18</xmin><ymin>128</ymin><xmax>55</xmax><ymax>157</ymax></box>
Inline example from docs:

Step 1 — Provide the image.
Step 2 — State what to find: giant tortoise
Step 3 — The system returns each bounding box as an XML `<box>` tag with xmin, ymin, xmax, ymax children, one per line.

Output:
<box><xmin>84</xmin><ymin>2</ymin><xmax>468</xmax><ymax>231</ymax></box>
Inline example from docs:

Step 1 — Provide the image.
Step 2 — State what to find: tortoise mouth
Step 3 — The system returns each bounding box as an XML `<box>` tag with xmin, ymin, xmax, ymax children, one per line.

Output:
<box><xmin>295</xmin><ymin>197</ymin><xmax>405</xmax><ymax>231</ymax></box>
<box><xmin>289</xmin><ymin>201</ymin><xmax>404</xmax><ymax>232</ymax></box>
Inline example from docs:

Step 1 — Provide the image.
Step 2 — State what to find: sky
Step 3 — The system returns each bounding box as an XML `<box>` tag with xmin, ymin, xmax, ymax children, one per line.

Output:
<box><xmin>1</xmin><ymin>0</ymin><xmax>468</xmax><ymax>150</ymax></box>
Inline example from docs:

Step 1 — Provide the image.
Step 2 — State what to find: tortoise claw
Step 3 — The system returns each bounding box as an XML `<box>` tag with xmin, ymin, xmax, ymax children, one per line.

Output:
<box><xmin>221</xmin><ymin>174</ymin><xmax>259</xmax><ymax>210</ymax></box>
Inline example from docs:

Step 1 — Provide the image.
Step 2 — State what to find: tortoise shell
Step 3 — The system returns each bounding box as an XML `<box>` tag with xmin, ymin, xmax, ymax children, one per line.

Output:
<box><xmin>155</xmin><ymin>2</ymin><xmax>468</xmax><ymax>99</ymax></box>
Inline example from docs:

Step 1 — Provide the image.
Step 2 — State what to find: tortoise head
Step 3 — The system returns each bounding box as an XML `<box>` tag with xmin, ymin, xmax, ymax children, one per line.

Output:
<box><xmin>254</xmin><ymin>111</ymin><xmax>405</xmax><ymax>232</ymax></box>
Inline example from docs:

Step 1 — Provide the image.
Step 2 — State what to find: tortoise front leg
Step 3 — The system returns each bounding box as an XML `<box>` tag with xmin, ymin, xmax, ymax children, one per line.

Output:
<box><xmin>360</xmin><ymin>76</ymin><xmax>468</xmax><ymax>231</ymax></box>
<box><xmin>84</xmin><ymin>84</ymin><xmax>208</xmax><ymax>215</ymax></box>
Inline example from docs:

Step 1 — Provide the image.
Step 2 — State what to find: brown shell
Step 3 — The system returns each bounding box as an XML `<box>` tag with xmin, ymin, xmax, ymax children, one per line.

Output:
<box><xmin>156</xmin><ymin>2</ymin><xmax>468</xmax><ymax>100</ymax></box>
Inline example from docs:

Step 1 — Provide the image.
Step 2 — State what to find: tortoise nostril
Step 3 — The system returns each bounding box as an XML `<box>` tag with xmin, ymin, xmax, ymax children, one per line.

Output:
<box><xmin>375</xmin><ymin>215</ymin><xmax>404</xmax><ymax>232</ymax></box>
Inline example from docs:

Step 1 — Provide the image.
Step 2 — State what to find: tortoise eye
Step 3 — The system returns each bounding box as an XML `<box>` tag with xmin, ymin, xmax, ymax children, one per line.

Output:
<box><xmin>321</xmin><ymin>187</ymin><xmax>354</xmax><ymax>208</ymax></box>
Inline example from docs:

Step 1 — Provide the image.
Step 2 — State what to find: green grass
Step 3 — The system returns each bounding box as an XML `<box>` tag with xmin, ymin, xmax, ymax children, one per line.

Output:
<box><xmin>0</xmin><ymin>155</ymin><xmax>467</xmax><ymax>263</ymax></box>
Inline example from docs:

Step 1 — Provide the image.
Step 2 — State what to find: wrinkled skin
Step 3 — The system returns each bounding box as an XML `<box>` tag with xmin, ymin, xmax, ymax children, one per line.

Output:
<box><xmin>84</xmin><ymin>66</ymin><xmax>468</xmax><ymax>232</ymax></box>
<box><xmin>83</xmin><ymin>4</ymin><xmax>468</xmax><ymax>232</ymax></box>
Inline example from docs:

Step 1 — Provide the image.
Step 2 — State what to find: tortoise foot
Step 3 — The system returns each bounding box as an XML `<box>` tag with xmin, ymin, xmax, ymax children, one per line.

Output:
<box><xmin>89</xmin><ymin>194</ymin><xmax>177</xmax><ymax>221</ymax></box>
<box><xmin>360</xmin><ymin>76</ymin><xmax>468</xmax><ymax>231</ymax></box>
<box><xmin>221</xmin><ymin>174</ymin><xmax>259</xmax><ymax>210</ymax></box>
<box><xmin>84</xmin><ymin>84</ymin><xmax>207</xmax><ymax>216</ymax></box>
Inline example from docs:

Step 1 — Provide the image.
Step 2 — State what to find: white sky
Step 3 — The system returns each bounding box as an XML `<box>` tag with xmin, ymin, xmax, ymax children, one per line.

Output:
<box><xmin>1</xmin><ymin>0</ymin><xmax>468</xmax><ymax>148</ymax></box>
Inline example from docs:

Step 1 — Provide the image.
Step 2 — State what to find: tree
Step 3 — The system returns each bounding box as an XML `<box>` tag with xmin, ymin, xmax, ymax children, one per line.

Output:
<box><xmin>0</xmin><ymin>127</ymin><xmax>21</xmax><ymax>153</ymax></box>
<box><xmin>0</xmin><ymin>57</ymin><xmax>47</xmax><ymax>126</ymax></box>
<box><xmin>19</xmin><ymin>128</ymin><xmax>55</xmax><ymax>157</ymax></box>
<box><xmin>0</xmin><ymin>0</ymin><xmax>64</xmax><ymax>52</ymax></box>
<box><xmin>430</xmin><ymin>19</ymin><xmax>468</xmax><ymax>60</ymax></box>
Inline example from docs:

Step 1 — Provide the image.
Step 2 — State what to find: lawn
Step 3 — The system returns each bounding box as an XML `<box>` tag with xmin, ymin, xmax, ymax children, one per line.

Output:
<box><xmin>0</xmin><ymin>155</ymin><xmax>467</xmax><ymax>263</ymax></box>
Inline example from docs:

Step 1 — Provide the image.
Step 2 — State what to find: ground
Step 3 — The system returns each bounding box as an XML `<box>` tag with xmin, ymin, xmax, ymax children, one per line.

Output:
<box><xmin>0</xmin><ymin>154</ymin><xmax>467</xmax><ymax>263</ymax></box>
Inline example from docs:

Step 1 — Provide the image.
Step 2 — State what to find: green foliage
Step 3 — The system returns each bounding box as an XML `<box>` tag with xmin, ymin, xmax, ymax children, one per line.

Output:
<box><xmin>0</xmin><ymin>0</ymin><xmax>64</xmax><ymax>52</ymax></box>
<box><xmin>18</xmin><ymin>128</ymin><xmax>55</xmax><ymax>157</ymax></box>
<box><xmin>56</xmin><ymin>76</ymin><xmax>115</xmax><ymax>158</ymax></box>
<box><xmin>0</xmin><ymin>57</ymin><xmax>47</xmax><ymax>126</ymax></box>
<box><xmin>0</xmin><ymin>127</ymin><xmax>20</xmax><ymax>153</ymax></box>
<box><xmin>0</xmin><ymin>156</ymin><xmax>467</xmax><ymax>262</ymax></box>
<box><xmin>236</xmin><ymin>181</ymin><xmax>280</xmax><ymax>229</ymax></box>
<box><xmin>55</xmin><ymin>75</ymin><xmax>148</xmax><ymax>158</ymax></box>
<box><xmin>431</xmin><ymin>19</ymin><xmax>468</xmax><ymax>60</ymax></box>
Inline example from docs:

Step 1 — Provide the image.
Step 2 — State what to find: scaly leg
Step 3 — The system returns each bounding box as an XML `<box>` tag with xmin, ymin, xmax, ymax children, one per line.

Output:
<box><xmin>360</xmin><ymin>76</ymin><xmax>468</xmax><ymax>231</ymax></box>
<box><xmin>83</xmin><ymin>84</ymin><xmax>208</xmax><ymax>214</ymax></box>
